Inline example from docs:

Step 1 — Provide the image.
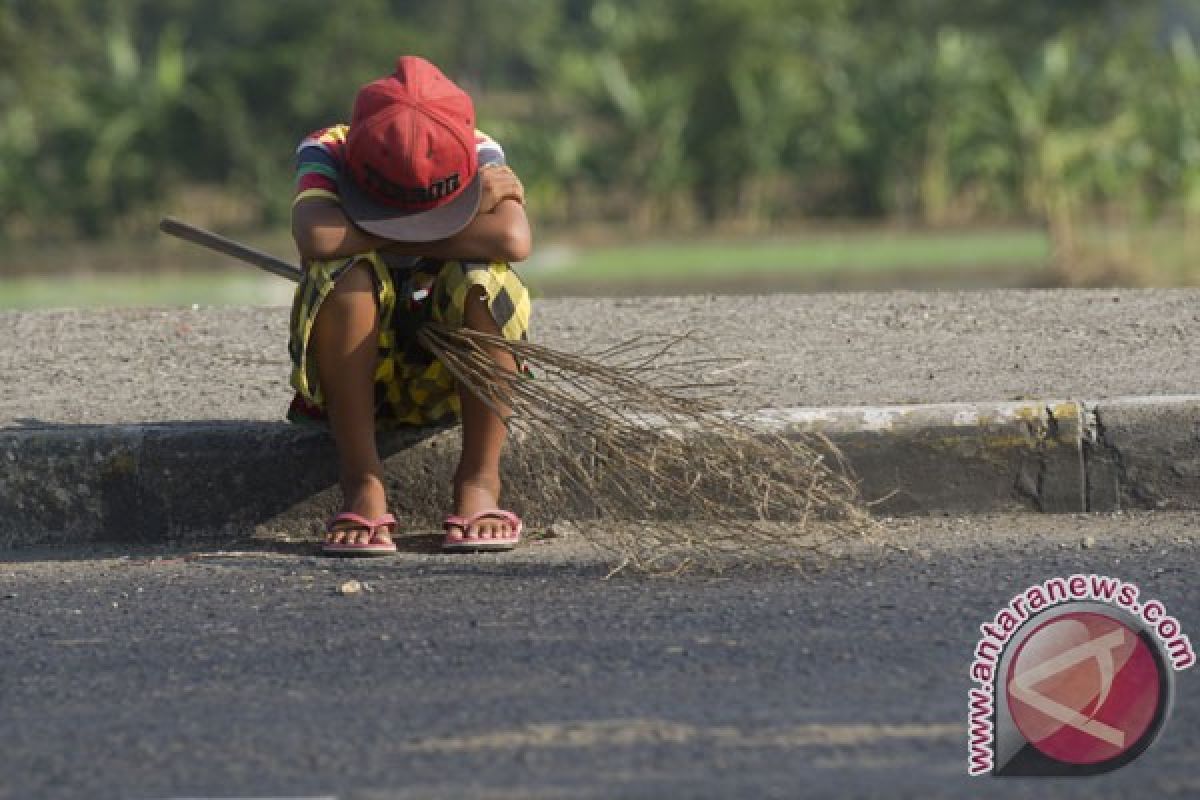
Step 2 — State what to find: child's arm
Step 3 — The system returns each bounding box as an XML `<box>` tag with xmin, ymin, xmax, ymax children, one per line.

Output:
<box><xmin>383</xmin><ymin>198</ymin><xmax>531</xmax><ymax>263</ymax></box>
<box><xmin>291</xmin><ymin>167</ymin><xmax>530</xmax><ymax>263</ymax></box>
<box><xmin>291</xmin><ymin>199</ymin><xmax>390</xmax><ymax>260</ymax></box>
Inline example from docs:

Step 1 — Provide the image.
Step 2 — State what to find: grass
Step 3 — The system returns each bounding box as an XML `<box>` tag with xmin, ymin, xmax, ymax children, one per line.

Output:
<box><xmin>534</xmin><ymin>227</ymin><xmax>1051</xmax><ymax>283</ymax></box>
<box><xmin>0</xmin><ymin>226</ymin><xmax>1053</xmax><ymax>309</ymax></box>
<box><xmin>1076</xmin><ymin>221</ymin><xmax>1200</xmax><ymax>284</ymax></box>
<box><xmin>0</xmin><ymin>271</ymin><xmax>294</xmax><ymax>310</ymax></box>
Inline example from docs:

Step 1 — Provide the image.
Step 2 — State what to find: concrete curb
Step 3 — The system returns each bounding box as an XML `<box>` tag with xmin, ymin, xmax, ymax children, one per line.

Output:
<box><xmin>2</xmin><ymin>395</ymin><xmax>1198</xmax><ymax>550</ymax></box>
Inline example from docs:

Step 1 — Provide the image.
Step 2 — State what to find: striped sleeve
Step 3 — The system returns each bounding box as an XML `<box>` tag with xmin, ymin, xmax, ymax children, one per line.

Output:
<box><xmin>475</xmin><ymin>129</ymin><xmax>506</xmax><ymax>168</ymax></box>
<box><xmin>293</xmin><ymin>124</ymin><xmax>349</xmax><ymax>206</ymax></box>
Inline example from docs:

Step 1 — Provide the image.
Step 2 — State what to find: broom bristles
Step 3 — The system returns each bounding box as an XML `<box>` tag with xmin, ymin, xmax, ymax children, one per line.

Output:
<box><xmin>416</xmin><ymin>322</ymin><xmax>876</xmax><ymax>573</ymax></box>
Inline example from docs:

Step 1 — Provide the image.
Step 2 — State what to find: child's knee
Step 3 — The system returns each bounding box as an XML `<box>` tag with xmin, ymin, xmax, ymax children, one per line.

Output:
<box><xmin>311</xmin><ymin>259</ymin><xmax>379</xmax><ymax>339</ymax></box>
<box><xmin>462</xmin><ymin>285</ymin><xmax>498</xmax><ymax>332</ymax></box>
<box><xmin>329</xmin><ymin>259</ymin><xmax>376</xmax><ymax>298</ymax></box>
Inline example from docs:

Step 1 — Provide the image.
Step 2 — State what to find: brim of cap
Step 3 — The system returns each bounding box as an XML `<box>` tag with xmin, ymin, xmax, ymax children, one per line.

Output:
<box><xmin>337</xmin><ymin>169</ymin><xmax>482</xmax><ymax>242</ymax></box>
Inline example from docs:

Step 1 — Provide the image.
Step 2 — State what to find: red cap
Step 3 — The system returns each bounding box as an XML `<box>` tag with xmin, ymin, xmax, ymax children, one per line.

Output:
<box><xmin>338</xmin><ymin>56</ymin><xmax>482</xmax><ymax>241</ymax></box>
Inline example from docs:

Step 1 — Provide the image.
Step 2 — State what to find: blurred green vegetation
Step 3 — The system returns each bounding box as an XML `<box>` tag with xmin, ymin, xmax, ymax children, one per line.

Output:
<box><xmin>0</xmin><ymin>271</ymin><xmax>294</xmax><ymax>309</ymax></box>
<box><xmin>543</xmin><ymin>229</ymin><xmax>1049</xmax><ymax>282</ymax></box>
<box><xmin>0</xmin><ymin>228</ymin><xmax>1052</xmax><ymax>308</ymax></box>
<box><xmin>3</xmin><ymin>0</ymin><xmax>1200</xmax><ymax>286</ymax></box>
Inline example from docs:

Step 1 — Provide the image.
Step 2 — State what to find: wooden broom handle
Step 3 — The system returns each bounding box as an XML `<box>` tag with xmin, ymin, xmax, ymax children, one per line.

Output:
<box><xmin>159</xmin><ymin>216</ymin><xmax>302</xmax><ymax>283</ymax></box>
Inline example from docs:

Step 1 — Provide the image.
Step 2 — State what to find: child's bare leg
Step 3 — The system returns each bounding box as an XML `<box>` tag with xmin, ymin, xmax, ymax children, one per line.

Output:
<box><xmin>453</xmin><ymin>285</ymin><xmax>518</xmax><ymax>539</ymax></box>
<box><xmin>310</xmin><ymin>260</ymin><xmax>390</xmax><ymax>546</ymax></box>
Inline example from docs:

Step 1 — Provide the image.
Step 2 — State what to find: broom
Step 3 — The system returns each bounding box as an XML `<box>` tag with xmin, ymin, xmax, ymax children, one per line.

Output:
<box><xmin>159</xmin><ymin>216</ymin><xmax>876</xmax><ymax>572</ymax></box>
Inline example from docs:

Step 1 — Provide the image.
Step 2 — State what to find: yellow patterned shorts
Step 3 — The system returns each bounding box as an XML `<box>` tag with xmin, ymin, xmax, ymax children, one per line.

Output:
<box><xmin>287</xmin><ymin>251</ymin><xmax>532</xmax><ymax>429</ymax></box>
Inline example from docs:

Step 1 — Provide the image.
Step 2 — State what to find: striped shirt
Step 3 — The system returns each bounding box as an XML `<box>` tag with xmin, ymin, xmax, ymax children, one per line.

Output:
<box><xmin>293</xmin><ymin>125</ymin><xmax>506</xmax><ymax>207</ymax></box>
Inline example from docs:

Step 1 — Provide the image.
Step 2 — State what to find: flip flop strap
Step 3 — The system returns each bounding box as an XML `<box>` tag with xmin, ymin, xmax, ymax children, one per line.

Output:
<box><xmin>465</xmin><ymin>509</ymin><xmax>522</xmax><ymax>530</ymax></box>
<box><xmin>328</xmin><ymin>511</ymin><xmax>374</xmax><ymax>532</ymax></box>
<box><xmin>329</xmin><ymin>512</ymin><xmax>397</xmax><ymax>538</ymax></box>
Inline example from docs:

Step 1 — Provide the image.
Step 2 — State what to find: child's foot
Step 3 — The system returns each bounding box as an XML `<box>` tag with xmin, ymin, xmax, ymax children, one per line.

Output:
<box><xmin>327</xmin><ymin>473</ymin><xmax>392</xmax><ymax>547</ymax></box>
<box><xmin>448</xmin><ymin>475</ymin><xmax>518</xmax><ymax>542</ymax></box>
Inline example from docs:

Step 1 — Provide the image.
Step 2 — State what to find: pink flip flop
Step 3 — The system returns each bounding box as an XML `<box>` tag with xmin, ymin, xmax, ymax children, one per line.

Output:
<box><xmin>322</xmin><ymin>512</ymin><xmax>398</xmax><ymax>557</ymax></box>
<box><xmin>442</xmin><ymin>509</ymin><xmax>523</xmax><ymax>552</ymax></box>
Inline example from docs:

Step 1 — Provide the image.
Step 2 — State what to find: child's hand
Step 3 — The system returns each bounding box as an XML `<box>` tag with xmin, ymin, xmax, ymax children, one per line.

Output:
<box><xmin>479</xmin><ymin>165</ymin><xmax>524</xmax><ymax>213</ymax></box>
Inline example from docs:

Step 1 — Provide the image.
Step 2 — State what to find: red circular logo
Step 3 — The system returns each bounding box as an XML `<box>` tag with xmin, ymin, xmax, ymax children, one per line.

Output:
<box><xmin>1006</xmin><ymin>611</ymin><xmax>1161</xmax><ymax>765</ymax></box>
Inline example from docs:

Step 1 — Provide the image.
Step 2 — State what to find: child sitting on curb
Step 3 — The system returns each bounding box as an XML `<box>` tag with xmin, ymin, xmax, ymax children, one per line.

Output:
<box><xmin>287</xmin><ymin>55</ymin><xmax>532</xmax><ymax>555</ymax></box>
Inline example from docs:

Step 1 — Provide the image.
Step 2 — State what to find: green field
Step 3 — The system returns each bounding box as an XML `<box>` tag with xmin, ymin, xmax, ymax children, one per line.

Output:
<box><xmin>0</xmin><ymin>271</ymin><xmax>295</xmax><ymax>310</ymax></box>
<box><xmin>547</xmin><ymin>228</ymin><xmax>1050</xmax><ymax>281</ymax></box>
<box><xmin>0</xmin><ymin>227</ymin><xmax>1054</xmax><ymax>309</ymax></box>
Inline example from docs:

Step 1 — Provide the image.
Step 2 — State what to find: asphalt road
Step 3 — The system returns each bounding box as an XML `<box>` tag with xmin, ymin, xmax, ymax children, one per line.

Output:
<box><xmin>2</xmin><ymin>511</ymin><xmax>1197</xmax><ymax>799</ymax></box>
<box><xmin>5</xmin><ymin>288</ymin><xmax>1200</xmax><ymax>428</ymax></box>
